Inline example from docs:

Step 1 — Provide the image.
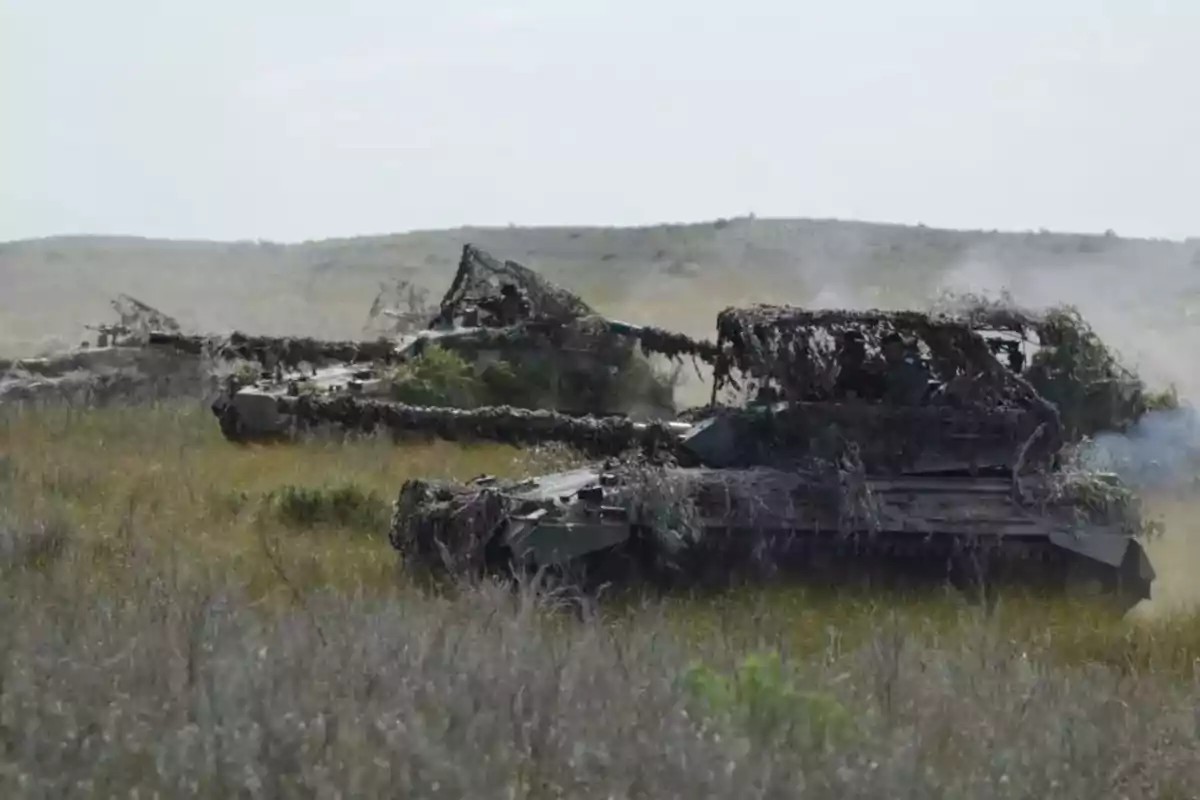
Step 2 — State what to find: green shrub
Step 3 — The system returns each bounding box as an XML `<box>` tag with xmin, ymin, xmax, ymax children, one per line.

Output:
<box><xmin>679</xmin><ymin>650</ymin><xmax>857</xmax><ymax>750</ymax></box>
<box><xmin>262</xmin><ymin>483</ymin><xmax>389</xmax><ymax>533</ymax></box>
<box><xmin>479</xmin><ymin>357</ymin><xmax>559</xmax><ymax>408</ymax></box>
<box><xmin>386</xmin><ymin>340</ymin><xmax>681</xmax><ymax>415</ymax></box>
<box><xmin>387</xmin><ymin>344</ymin><xmax>486</xmax><ymax>408</ymax></box>
<box><xmin>612</xmin><ymin>352</ymin><xmax>682</xmax><ymax>415</ymax></box>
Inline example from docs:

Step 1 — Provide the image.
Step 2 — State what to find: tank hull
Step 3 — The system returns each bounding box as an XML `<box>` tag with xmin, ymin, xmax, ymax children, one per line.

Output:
<box><xmin>392</xmin><ymin>466</ymin><xmax>1155</xmax><ymax>613</ymax></box>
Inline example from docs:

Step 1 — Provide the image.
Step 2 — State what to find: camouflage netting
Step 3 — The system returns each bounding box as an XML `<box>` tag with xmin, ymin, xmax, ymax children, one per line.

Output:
<box><xmin>413</xmin><ymin>243</ymin><xmax>720</xmax><ymax>368</ymax></box>
<box><xmin>710</xmin><ymin>298</ymin><xmax>1180</xmax><ymax>438</ymax></box>
<box><xmin>709</xmin><ymin>303</ymin><xmax>1065</xmax><ymax>464</ymax></box>
<box><xmin>392</xmin><ymin>477</ymin><xmax>515</xmax><ymax>578</ymax></box>
<box><xmin>1022</xmin><ymin>439</ymin><xmax>1152</xmax><ymax>536</ymax></box>
<box><xmin>710</xmin><ymin>299</ymin><xmax>1175</xmax><ymax>443</ymax></box>
<box><xmin>431</xmin><ymin>244</ymin><xmax>596</xmax><ymax>326</ymax></box>
<box><xmin>277</xmin><ymin>394</ymin><xmax>683</xmax><ymax>458</ymax></box>
<box><xmin>721</xmin><ymin>303</ymin><xmax>1042</xmax><ymax>334</ymax></box>
<box><xmin>100</xmin><ymin>294</ymin><xmax>183</xmax><ymax>342</ymax></box>
<box><xmin>712</xmin><ymin>303</ymin><xmax>1045</xmax><ymax>407</ymax></box>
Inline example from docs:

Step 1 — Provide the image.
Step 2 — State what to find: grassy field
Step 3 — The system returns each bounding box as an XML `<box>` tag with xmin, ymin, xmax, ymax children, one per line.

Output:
<box><xmin>3</xmin><ymin>401</ymin><xmax>1200</xmax><ymax>797</ymax></box>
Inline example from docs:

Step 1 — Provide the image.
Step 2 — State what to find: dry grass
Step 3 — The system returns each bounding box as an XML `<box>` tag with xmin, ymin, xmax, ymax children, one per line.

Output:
<box><xmin>0</xmin><ymin>401</ymin><xmax>579</xmax><ymax>600</ymax></box>
<box><xmin>2</xmin><ymin>402</ymin><xmax>1200</xmax><ymax>796</ymax></box>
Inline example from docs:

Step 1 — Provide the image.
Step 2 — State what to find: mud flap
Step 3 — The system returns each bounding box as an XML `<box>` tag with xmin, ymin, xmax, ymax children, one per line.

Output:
<box><xmin>1133</xmin><ymin>541</ymin><xmax>1156</xmax><ymax>584</ymax></box>
<box><xmin>1048</xmin><ymin>529</ymin><xmax>1131</xmax><ymax>568</ymax></box>
<box><xmin>211</xmin><ymin>397</ymin><xmax>244</xmax><ymax>441</ymax></box>
<box><xmin>1050</xmin><ymin>529</ymin><xmax>1155</xmax><ymax>607</ymax></box>
<box><xmin>506</xmin><ymin>520</ymin><xmax>632</xmax><ymax>568</ymax></box>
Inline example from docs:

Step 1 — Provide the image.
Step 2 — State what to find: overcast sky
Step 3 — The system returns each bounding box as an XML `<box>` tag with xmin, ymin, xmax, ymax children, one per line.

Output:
<box><xmin>5</xmin><ymin>0</ymin><xmax>1198</xmax><ymax>242</ymax></box>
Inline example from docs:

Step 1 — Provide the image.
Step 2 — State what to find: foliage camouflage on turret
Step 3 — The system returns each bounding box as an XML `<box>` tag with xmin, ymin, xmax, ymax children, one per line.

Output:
<box><xmin>431</xmin><ymin>244</ymin><xmax>597</xmax><ymax>326</ymax></box>
<box><xmin>712</xmin><ymin>303</ymin><xmax>1045</xmax><ymax>404</ymax></box>
<box><xmin>710</xmin><ymin>299</ymin><xmax>1174</xmax><ymax>442</ymax></box>
<box><xmin>1023</xmin><ymin>305</ymin><xmax>1179</xmax><ymax>439</ymax></box>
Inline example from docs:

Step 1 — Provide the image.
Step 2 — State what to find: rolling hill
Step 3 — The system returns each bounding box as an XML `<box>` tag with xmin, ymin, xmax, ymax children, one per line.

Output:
<box><xmin>4</xmin><ymin>216</ymin><xmax>1199</xmax><ymax>396</ymax></box>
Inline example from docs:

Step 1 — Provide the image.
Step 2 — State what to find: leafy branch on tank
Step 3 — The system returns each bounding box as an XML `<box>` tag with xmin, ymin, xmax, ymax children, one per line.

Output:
<box><xmin>1024</xmin><ymin>305</ymin><xmax>1179</xmax><ymax>440</ymax></box>
<box><xmin>1034</xmin><ymin>443</ymin><xmax>1157</xmax><ymax>538</ymax></box>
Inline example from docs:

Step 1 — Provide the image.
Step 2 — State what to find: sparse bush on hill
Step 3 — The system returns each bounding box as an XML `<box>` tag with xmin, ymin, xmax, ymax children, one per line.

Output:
<box><xmin>261</xmin><ymin>483</ymin><xmax>390</xmax><ymax>533</ymax></box>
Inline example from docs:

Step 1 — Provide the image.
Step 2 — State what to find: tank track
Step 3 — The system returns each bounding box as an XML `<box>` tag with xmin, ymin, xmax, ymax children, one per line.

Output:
<box><xmin>617</xmin><ymin>526</ymin><xmax>1154</xmax><ymax>612</ymax></box>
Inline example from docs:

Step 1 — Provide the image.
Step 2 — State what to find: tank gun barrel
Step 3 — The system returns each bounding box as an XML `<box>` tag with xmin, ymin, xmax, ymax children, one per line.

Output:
<box><xmin>147</xmin><ymin>331</ymin><xmax>403</xmax><ymax>368</ymax></box>
<box><xmin>419</xmin><ymin>317</ymin><xmax>723</xmax><ymax>363</ymax></box>
<box><xmin>273</xmin><ymin>393</ymin><xmax>693</xmax><ymax>457</ymax></box>
<box><xmin>599</xmin><ymin>319</ymin><xmax>723</xmax><ymax>363</ymax></box>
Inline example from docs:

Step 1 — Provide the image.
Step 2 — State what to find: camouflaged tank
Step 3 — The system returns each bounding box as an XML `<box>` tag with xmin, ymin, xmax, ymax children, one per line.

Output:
<box><xmin>0</xmin><ymin>295</ymin><xmax>215</xmax><ymax>405</ymax></box>
<box><xmin>197</xmin><ymin>244</ymin><xmax>709</xmax><ymax>441</ymax></box>
<box><xmin>385</xmin><ymin>302</ymin><xmax>1158</xmax><ymax>612</ymax></box>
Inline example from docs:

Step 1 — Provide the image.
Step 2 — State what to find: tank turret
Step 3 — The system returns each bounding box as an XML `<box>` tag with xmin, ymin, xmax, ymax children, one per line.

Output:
<box><xmin>201</xmin><ymin>244</ymin><xmax>719</xmax><ymax>440</ymax></box>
